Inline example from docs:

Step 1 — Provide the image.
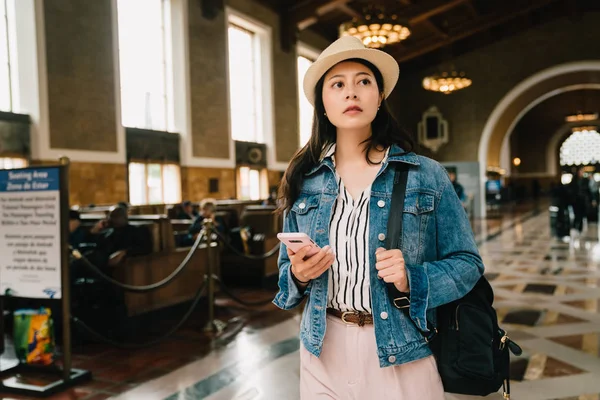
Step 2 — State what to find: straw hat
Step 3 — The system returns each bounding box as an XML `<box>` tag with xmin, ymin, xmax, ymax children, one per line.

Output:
<box><xmin>303</xmin><ymin>36</ymin><xmax>400</xmax><ymax>106</ymax></box>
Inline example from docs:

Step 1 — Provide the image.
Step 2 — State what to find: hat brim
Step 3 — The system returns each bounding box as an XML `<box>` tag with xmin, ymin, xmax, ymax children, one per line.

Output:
<box><xmin>303</xmin><ymin>48</ymin><xmax>400</xmax><ymax>107</ymax></box>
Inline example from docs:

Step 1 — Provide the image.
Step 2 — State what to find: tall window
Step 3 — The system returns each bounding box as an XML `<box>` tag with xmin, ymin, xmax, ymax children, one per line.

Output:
<box><xmin>128</xmin><ymin>162</ymin><xmax>181</xmax><ymax>205</ymax></box>
<box><xmin>237</xmin><ymin>166</ymin><xmax>268</xmax><ymax>200</ymax></box>
<box><xmin>297</xmin><ymin>55</ymin><xmax>314</xmax><ymax>147</ymax></box>
<box><xmin>227</xmin><ymin>16</ymin><xmax>267</xmax><ymax>143</ymax></box>
<box><xmin>560</xmin><ymin>129</ymin><xmax>600</xmax><ymax>166</ymax></box>
<box><xmin>0</xmin><ymin>157</ymin><xmax>26</xmax><ymax>169</ymax></box>
<box><xmin>0</xmin><ymin>0</ymin><xmax>19</xmax><ymax>112</ymax></box>
<box><xmin>117</xmin><ymin>0</ymin><xmax>173</xmax><ymax>131</ymax></box>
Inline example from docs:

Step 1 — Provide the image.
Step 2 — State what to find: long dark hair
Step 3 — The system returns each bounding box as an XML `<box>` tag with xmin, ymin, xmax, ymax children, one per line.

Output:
<box><xmin>277</xmin><ymin>58</ymin><xmax>415</xmax><ymax>213</ymax></box>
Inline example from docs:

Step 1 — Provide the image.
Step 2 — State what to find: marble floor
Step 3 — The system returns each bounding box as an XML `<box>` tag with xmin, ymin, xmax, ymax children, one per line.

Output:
<box><xmin>1</xmin><ymin>202</ymin><xmax>599</xmax><ymax>400</ymax></box>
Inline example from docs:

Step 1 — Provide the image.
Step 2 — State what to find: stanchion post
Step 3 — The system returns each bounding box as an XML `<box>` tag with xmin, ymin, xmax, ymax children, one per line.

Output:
<box><xmin>58</xmin><ymin>157</ymin><xmax>72</xmax><ymax>381</ymax></box>
<box><xmin>202</xmin><ymin>219</ymin><xmax>226</xmax><ymax>334</ymax></box>
<box><xmin>203</xmin><ymin>219</ymin><xmax>215</xmax><ymax>331</ymax></box>
<box><xmin>0</xmin><ymin>296</ymin><xmax>4</xmax><ymax>356</ymax></box>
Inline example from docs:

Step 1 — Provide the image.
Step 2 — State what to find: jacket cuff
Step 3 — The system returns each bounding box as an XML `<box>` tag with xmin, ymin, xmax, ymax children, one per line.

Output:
<box><xmin>405</xmin><ymin>263</ymin><xmax>430</xmax><ymax>332</ymax></box>
<box><xmin>273</xmin><ymin>263</ymin><xmax>308</xmax><ymax>310</ymax></box>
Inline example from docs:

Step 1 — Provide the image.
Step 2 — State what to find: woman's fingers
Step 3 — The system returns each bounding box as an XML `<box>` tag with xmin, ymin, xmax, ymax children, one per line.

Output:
<box><xmin>290</xmin><ymin>245</ymin><xmax>333</xmax><ymax>279</ymax></box>
<box><xmin>302</xmin><ymin>245</ymin><xmax>331</xmax><ymax>267</ymax></box>
<box><xmin>309</xmin><ymin>251</ymin><xmax>335</xmax><ymax>277</ymax></box>
<box><xmin>375</xmin><ymin>258</ymin><xmax>398</xmax><ymax>271</ymax></box>
<box><xmin>383</xmin><ymin>273</ymin><xmax>404</xmax><ymax>283</ymax></box>
<box><xmin>288</xmin><ymin>245</ymin><xmax>310</xmax><ymax>259</ymax></box>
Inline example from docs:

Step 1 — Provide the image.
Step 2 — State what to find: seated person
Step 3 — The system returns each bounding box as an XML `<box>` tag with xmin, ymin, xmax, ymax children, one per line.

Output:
<box><xmin>176</xmin><ymin>200</ymin><xmax>197</xmax><ymax>220</ymax></box>
<box><xmin>262</xmin><ymin>186</ymin><xmax>279</xmax><ymax>206</ymax></box>
<box><xmin>68</xmin><ymin>210</ymin><xmax>87</xmax><ymax>250</ymax></box>
<box><xmin>117</xmin><ymin>201</ymin><xmax>130</xmax><ymax>211</ymax></box>
<box><xmin>181</xmin><ymin>199</ymin><xmax>226</xmax><ymax>245</ymax></box>
<box><xmin>88</xmin><ymin>205</ymin><xmax>153</xmax><ymax>267</ymax></box>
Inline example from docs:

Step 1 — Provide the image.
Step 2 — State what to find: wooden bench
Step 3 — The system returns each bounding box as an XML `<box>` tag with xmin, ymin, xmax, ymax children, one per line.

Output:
<box><xmin>77</xmin><ymin>214</ymin><xmax>211</xmax><ymax>316</ymax></box>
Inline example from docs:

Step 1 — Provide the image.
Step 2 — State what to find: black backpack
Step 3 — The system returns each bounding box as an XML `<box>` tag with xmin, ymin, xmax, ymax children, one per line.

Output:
<box><xmin>385</xmin><ymin>163</ymin><xmax>522</xmax><ymax>398</ymax></box>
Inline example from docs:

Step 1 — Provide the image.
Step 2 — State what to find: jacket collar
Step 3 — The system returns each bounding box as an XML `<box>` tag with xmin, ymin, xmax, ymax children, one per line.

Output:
<box><xmin>306</xmin><ymin>143</ymin><xmax>419</xmax><ymax>176</ymax></box>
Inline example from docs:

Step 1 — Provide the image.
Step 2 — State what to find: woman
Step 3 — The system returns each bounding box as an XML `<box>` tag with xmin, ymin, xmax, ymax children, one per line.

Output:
<box><xmin>273</xmin><ymin>36</ymin><xmax>484</xmax><ymax>399</ymax></box>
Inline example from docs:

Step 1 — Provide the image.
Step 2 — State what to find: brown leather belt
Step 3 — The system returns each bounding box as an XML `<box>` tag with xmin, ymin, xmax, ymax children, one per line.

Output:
<box><xmin>326</xmin><ymin>308</ymin><xmax>373</xmax><ymax>326</ymax></box>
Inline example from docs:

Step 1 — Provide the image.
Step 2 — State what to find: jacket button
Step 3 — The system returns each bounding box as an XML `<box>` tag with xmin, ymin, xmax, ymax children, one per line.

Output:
<box><xmin>377</xmin><ymin>200</ymin><xmax>385</xmax><ymax>208</ymax></box>
<box><xmin>388</xmin><ymin>355</ymin><xmax>396</xmax><ymax>363</ymax></box>
<box><xmin>378</xmin><ymin>233</ymin><xmax>386</xmax><ymax>241</ymax></box>
<box><xmin>299</xmin><ymin>202</ymin><xmax>306</xmax><ymax>209</ymax></box>
<box><xmin>380</xmin><ymin>312</ymin><xmax>388</xmax><ymax>320</ymax></box>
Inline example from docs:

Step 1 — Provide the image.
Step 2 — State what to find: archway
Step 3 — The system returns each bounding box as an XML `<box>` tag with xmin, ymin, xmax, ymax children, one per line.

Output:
<box><xmin>477</xmin><ymin>61</ymin><xmax>600</xmax><ymax>217</ymax></box>
<box><xmin>498</xmin><ymin>90</ymin><xmax>600</xmax><ymax>177</ymax></box>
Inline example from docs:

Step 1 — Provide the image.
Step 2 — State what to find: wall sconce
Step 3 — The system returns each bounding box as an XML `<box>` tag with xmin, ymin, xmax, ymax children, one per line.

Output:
<box><xmin>513</xmin><ymin>157</ymin><xmax>521</xmax><ymax>167</ymax></box>
<box><xmin>417</xmin><ymin>106</ymin><xmax>449</xmax><ymax>153</ymax></box>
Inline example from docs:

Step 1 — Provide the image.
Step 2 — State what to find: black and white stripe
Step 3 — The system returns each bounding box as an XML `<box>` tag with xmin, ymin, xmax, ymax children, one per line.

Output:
<box><xmin>327</xmin><ymin>176</ymin><xmax>372</xmax><ymax>313</ymax></box>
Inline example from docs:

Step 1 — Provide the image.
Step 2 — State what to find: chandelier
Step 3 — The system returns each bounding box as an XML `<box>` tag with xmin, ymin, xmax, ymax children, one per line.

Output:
<box><xmin>571</xmin><ymin>125</ymin><xmax>598</xmax><ymax>133</ymax></box>
<box><xmin>339</xmin><ymin>6</ymin><xmax>410</xmax><ymax>48</ymax></box>
<box><xmin>565</xmin><ymin>112</ymin><xmax>598</xmax><ymax>122</ymax></box>
<box><xmin>422</xmin><ymin>71</ymin><xmax>472</xmax><ymax>94</ymax></box>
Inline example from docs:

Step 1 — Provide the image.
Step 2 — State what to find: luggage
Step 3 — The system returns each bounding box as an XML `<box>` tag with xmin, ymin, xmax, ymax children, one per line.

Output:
<box><xmin>549</xmin><ymin>205</ymin><xmax>570</xmax><ymax>238</ymax></box>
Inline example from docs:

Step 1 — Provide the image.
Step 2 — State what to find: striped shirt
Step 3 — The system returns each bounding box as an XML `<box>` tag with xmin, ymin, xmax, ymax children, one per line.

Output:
<box><xmin>324</xmin><ymin>144</ymin><xmax>388</xmax><ymax>314</ymax></box>
<box><xmin>327</xmin><ymin>175</ymin><xmax>373</xmax><ymax>313</ymax></box>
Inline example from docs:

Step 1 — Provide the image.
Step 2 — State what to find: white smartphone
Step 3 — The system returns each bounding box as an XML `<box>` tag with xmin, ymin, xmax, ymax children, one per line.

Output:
<box><xmin>277</xmin><ymin>232</ymin><xmax>321</xmax><ymax>257</ymax></box>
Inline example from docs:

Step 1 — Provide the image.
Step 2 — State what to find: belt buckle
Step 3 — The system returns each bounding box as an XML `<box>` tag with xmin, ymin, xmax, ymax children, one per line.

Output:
<box><xmin>341</xmin><ymin>311</ymin><xmax>356</xmax><ymax>325</ymax></box>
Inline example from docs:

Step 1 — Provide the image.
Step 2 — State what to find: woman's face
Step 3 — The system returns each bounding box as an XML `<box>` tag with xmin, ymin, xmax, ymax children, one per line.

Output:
<box><xmin>321</xmin><ymin>61</ymin><xmax>382</xmax><ymax>131</ymax></box>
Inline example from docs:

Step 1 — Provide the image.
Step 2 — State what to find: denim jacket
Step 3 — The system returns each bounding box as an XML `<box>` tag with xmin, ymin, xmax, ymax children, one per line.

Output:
<box><xmin>272</xmin><ymin>144</ymin><xmax>484</xmax><ymax>368</ymax></box>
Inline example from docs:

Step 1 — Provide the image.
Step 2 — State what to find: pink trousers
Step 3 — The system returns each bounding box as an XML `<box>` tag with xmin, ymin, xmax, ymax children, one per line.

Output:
<box><xmin>300</xmin><ymin>315</ymin><xmax>445</xmax><ymax>400</ymax></box>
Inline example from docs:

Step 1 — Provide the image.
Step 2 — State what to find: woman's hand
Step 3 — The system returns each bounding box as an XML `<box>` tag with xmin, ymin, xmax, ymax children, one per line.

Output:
<box><xmin>289</xmin><ymin>245</ymin><xmax>335</xmax><ymax>285</ymax></box>
<box><xmin>375</xmin><ymin>247</ymin><xmax>409</xmax><ymax>292</ymax></box>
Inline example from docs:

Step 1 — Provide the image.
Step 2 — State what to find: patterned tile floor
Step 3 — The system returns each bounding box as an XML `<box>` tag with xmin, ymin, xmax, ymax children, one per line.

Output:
<box><xmin>0</xmin><ymin>202</ymin><xmax>598</xmax><ymax>399</ymax></box>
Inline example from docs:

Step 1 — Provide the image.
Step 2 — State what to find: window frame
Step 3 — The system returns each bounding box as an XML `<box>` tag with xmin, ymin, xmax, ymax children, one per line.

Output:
<box><xmin>127</xmin><ymin>159</ymin><xmax>182</xmax><ymax>205</ymax></box>
<box><xmin>226</xmin><ymin>10</ymin><xmax>273</xmax><ymax>145</ymax></box>
<box><xmin>0</xmin><ymin>0</ymin><xmax>20</xmax><ymax>113</ymax></box>
<box><xmin>236</xmin><ymin>165</ymin><xmax>268</xmax><ymax>201</ymax></box>
<box><xmin>116</xmin><ymin>0</ymin><xmax>175</xmax><ymax>132</ymax></box>
<box><xmin>296</xmin><ymin>43</ymin><xmax>321</xmax><ymax>148</ymax></box>
<box><xmin>0</xmin><ymin>155</ymin><xmax>27</xmax><ymax>169</ymax></box>
<box><xmin>225</xmin><ymin>8</ymin><xmax>279</xmax><ymax>170</ymax></box>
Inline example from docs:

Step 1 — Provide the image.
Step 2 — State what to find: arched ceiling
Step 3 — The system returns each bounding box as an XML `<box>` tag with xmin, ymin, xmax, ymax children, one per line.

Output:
<box><xmin>511</xmin><ymin>89</ymin><xmax>600</xmax><ymax>138</ymax></box>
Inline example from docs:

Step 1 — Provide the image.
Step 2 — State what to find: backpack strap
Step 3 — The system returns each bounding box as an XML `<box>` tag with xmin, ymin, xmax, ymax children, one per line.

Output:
<box><xmin>386</xmin><ymin>163</ymin><xmax>436</xmax><ymax>341</ymax></box>
<box><xmin>385</xmin><ymin>163</ymin><xmax>411</xmax><ymax>308</ymax></box>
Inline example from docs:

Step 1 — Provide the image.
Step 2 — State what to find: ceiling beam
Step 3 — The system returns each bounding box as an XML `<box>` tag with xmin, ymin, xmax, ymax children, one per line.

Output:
<box><xmin>406</xmin><ymin>0</ymin><xmax>469</xmax><ymax>25</ymax></box>
<box><xmin>295</xmin><ymin>0</ymin><xmax>469</xmax><ymax>32</ymax></box>
<box><xmin>338</xmin><ymin>3</ymin><xmax>361</xmax><ymax>19</ymax></box>
<box><xmin>422</xmin><ymin>19</ymin><xmax>448</xmax><ymax>39</ymax></box>
<box><xmin>392</xmin><ymin>0</ymin><xmax>558</xmax><ymax>63</ymax></box>
<box><xmin>294</xmin><ymin>0</ymin><xmax>351</xmax><ymax>30</ymax></box>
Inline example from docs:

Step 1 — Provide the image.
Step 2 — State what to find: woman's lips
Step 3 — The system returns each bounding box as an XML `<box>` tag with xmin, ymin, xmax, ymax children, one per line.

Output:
<box><xmin>344</xmin><ymin>106</ymin><xmax>363</xmax><ymax>114</ymax></box>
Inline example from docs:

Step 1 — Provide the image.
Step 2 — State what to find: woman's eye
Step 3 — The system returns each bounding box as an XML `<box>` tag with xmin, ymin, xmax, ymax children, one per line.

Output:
<box><xmin>359</xmin><ymin>78</ymin><xmax>371</xmax><ymax>85</ymax></box>
<box><xmin>332</xmin><ymin>81</ymin><xmax>343</xmax><ymax>89</ymax></box>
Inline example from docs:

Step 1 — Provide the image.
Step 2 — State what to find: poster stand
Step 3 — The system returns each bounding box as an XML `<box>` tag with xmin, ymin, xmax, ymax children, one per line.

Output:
<box><xmin>0</xmin><ymin>158</ymin><xmax>91</xmax><ymax>396</ymax></box>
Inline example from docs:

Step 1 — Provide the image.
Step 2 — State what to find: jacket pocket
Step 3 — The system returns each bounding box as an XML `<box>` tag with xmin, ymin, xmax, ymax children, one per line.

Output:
<box><xmin>403</xmin><ymin>191</ymin><xmax>435</xmax><ymax>215</ymax></box>
<box><xmin>401</xmin><ymin>191</ymin><xmax>435</xmax><ymax>257</ymax></box>
<box><xmin>292</xmin><ymin>194</ymin><xmax>320</xmax><ymax>233</ymax></box>
<box><xmin>292</xmin><ymin>194</ymin><xmax>320</xmax><ymax>215</ymax></box>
